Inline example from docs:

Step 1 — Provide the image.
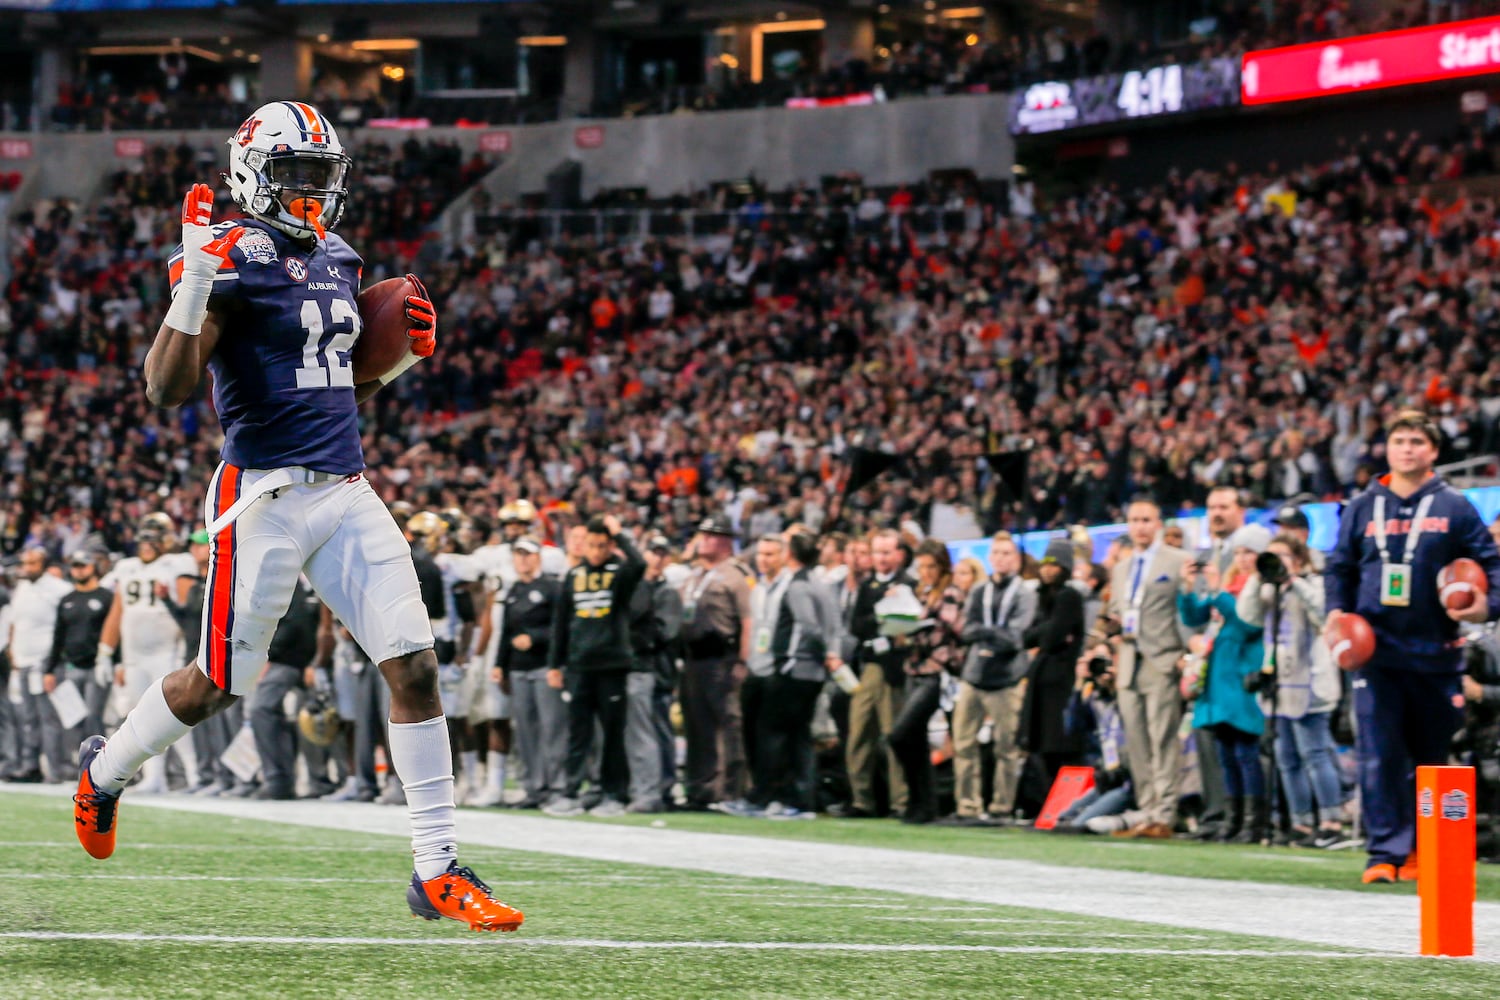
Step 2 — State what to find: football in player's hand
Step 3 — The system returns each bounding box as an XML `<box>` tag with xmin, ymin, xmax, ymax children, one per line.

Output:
<box><xmin>1438</xmin><ymin>557</ymin><xmax>1487</xmax><ymax>612</ymax></box>
<box><xmin>1328</xmin><ymin>613</ymin><xmax>1376</xmax><ymax>671</ymax></box>
<box><xmin>352</xmin><ymin>276</ymin><xmax>418</xmax><ymax>384</ymax></box>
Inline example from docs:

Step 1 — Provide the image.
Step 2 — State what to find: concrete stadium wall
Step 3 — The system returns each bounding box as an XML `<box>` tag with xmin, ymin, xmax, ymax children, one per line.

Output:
<box><xmin>0</xmin><ymin>94</ymin><xmax>1014</xmax><ymax>255</ymax></box>
<box><xmin>0</xmin><ymin>125</ymin><xmax>510</xmax><ymax>207</ymax></box>
<box><xmin>470</xmin><ymin>93</ymin><xmax>1015</xmax><ymax>204</ymax></box>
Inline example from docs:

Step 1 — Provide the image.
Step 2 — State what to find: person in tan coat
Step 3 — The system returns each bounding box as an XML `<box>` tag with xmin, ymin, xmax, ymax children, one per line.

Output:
<box><xmin>1107</xmin><ymin>498</ymin><xmax>1190</xmax><ymax>838</ymax></box>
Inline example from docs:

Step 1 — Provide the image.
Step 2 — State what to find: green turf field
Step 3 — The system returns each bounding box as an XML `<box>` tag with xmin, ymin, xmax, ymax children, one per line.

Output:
<box><xmin>0</xmin><ymin>791</ymin><xmax>1494</xmax><ymax>999</ymax></box>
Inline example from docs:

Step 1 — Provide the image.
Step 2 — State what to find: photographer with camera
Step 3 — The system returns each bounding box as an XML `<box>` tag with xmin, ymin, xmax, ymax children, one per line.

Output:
<box><xmin>1238</xmin><ymin>535</ymin><xmax>1345</xmax><ymax>848</ymax></box>
<box><xmin>1066</xmin><ymin>649</ymin><xmax>1136</xmax><ymax>833</ymax></box>
<box><xmin>1178</xmin><ymin>525</ymin><xmax>1268</xmax><ymax>843</ymax></box>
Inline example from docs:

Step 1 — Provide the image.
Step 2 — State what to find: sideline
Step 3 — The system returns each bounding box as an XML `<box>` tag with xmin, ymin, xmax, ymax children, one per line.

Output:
<box><xmin>8</xmin><ymin>786</ymin><xmax>1499</xmax><ymax>959</ymax></box>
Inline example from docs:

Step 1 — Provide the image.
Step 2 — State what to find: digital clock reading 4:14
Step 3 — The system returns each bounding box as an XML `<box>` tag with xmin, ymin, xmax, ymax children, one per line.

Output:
<box><xmin>1116</xmin><ymin>64</ymin><xmax>1185</xmax><ymax>117</ymax></box>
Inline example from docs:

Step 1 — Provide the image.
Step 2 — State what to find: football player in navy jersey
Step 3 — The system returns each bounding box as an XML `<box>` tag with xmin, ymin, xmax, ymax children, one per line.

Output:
<box><xmin>72</xmin><ymin>101</ymin><xmax>523</xmax><ymax>933</ymax></box>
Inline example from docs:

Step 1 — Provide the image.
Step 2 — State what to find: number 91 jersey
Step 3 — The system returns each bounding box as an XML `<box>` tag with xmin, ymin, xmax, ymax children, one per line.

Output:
<box><xmin>102</xmin><ymin>552</ymin><xmax>196</xmax><ymax>662</ymax></box>
<box><xmin>168</xmin><ymin>219</ymin><xmax>366</xmax><ymax>475</ymax></box>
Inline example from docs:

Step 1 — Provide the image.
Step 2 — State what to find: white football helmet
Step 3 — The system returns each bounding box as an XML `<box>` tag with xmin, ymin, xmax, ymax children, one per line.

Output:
<box><xmin>224</xmin><ymin>101</ymin><xmax>351</xmax><ymax>241</ymax></box>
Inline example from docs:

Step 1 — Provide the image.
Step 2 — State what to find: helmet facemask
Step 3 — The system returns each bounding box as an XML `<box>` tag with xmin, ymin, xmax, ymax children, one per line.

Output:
<box><xmin>235</xmin><ymin>148</ymin><xmax>350</xmax><ymax>241</ymax></box>
<box><xmin>225</xmin><ymin>103</ymin><xmax>352</xmax><ymax>242</ymax></box>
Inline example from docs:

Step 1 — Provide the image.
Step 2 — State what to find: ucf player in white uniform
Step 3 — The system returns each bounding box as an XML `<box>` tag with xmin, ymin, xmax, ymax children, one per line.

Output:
<box><xmin>469</xmin><ymin>501</ymin><xmax>566</xmax><ymax>806</ymax></box>
<box><xmin>98</xmin><ymin>514</ymin><xmax>200</xmax><ymax>792</ymax></box>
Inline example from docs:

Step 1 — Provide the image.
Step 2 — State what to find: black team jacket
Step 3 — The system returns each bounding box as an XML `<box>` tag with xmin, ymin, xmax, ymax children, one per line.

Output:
<box><xmin>549</xmin><ymin>534</ymin><xmax>646</xmax><ymax>673</ymax></box>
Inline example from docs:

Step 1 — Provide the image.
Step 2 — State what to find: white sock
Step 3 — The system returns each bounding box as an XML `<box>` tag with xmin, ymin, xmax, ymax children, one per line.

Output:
<box><xmin>486</xmin><ymin>750</ymin><xmax>507</xmax><ymax>793</ymax></box>
<box><xmin>91</xmin><ymin>679</ymin><xmax>192</xmax><ymax>794</ymax></box>
<box><xmin>388</xmin><ymin>716</ymin><xmax>457</xmax><ymax>881</ymax></box>
<box><xmin>460</xmin><ymin>749</ymin><xmax>479</xmax><ymax>790</ymax></box>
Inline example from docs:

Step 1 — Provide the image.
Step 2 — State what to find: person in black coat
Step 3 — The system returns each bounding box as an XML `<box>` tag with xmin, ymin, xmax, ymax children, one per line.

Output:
<box><xmin>1021</xmin><ymin>539</ymin><xmax>1087</xmax><ymax>792</ymax></box>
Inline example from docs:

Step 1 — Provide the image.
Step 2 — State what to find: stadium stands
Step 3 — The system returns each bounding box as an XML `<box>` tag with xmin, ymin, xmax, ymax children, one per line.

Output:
<box><xmin>4</xmin><ymin>117</ymin><xmax>1500</xmax><ymax>561</ymax></box>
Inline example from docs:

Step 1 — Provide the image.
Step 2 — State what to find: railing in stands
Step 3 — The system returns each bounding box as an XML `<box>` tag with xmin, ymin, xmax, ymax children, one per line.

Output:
<box><xmin>1436</xmin><ymin>454</ymin><xmax>1500</xmax><ymax>490</ymax></box>
<box><xmin>472</xmin><ymin>205</ymin><xmax>983</xmax><ymax>244</ymax></box>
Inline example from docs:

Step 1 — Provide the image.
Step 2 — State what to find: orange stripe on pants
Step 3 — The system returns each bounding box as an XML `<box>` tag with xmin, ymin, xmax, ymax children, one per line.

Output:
<box><xmin>207</xmin><ymin>465</ymin><xmax>241</xmax><ymax>689</ymax></box>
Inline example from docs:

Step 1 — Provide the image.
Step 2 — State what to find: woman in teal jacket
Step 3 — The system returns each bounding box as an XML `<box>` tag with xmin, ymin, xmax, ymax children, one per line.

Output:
<box><xmin>1178</xmin><ymin>525</ymin><xmax>1268</xmax><ymax>843</ymax></box>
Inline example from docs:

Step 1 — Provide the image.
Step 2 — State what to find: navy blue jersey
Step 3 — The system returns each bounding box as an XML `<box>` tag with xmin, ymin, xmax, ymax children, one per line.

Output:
<box><xmin>1325</xmin><ymin>474</ymin><xmax>1500</xmax><ymax>672</ymax></box>
<box><xmin>168</xmin><ymin>219</ymin><xmax>366</xmax><ymax>474</ymax></box>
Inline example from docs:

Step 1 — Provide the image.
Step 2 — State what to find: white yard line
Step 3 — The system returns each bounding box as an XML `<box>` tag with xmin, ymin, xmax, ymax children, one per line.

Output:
<box><xmin>1241</xmin><ymin>852</ymin><xmax>1334</xmax><ymax>865</ymax></box>
<box><xmin>7</xmin><ymin>786</ymin><xmax>1498</xmax><ymax>960</ymax></box>
<box><xmin>0</xmin><ymin>873</ymin><xmax>593</xmax><ymax>887</ymax></box>
<box><xmin>697</xmin><ymin>891</ymin><xmax>899</xmax><ymax>901</ymax></box>
<box><xmin>866</xmin><ymin>916</ymin><xmax>1090</xmax><ymax>925</ymax></box>
<box><xmin>763</xmin><ymin>902</ymin><xmax>995</xmax><ymax>911</ymax></box>
<box><xmin>0</xmin><ymin>840</ymin><xmax>401</xmax><ymax>853</ymax></box>
<box><xmin>955</xmin><ymin>931</ymin><xmax>1209</xmax><ymax>940</ymax></box>
<box><xmin>0</xmin><ymin>930</ymin><xmax>1445</xmax><ymax>961</ymax></box>
<box><xmin>0</xmin><ymin>873</ymin><xmax>391</xmax><ymax>884</ymax></box>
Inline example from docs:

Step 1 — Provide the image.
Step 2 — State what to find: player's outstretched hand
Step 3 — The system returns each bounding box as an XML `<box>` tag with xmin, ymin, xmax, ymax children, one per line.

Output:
<box><xmin>181</xmin><ymin>183</ymin><xmax>214</xmax><ymax>238</ymax></box>
<box><xmin>404</xmin><ymin>274</ymin><xmax>436</xmax><ymax>358</ymax></box>
<box><xmin>179</xmin><ymin>183</ymin><xmax>240</xmax><ymax>278</ymax></box>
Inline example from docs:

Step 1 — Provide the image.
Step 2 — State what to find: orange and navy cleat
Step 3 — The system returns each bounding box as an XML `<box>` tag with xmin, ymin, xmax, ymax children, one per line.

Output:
<box><xmin>407</xmin><ymin>862</ymin><xmax>524</xmax><ymax>932</ymax></box>
<box><xmin>1398</xmin><ymin>853</ymin><xmax>1419</xmax><ymax>881</ymax></box>
<box><xmin>73</xmin><ymin>736</ymin><xmax>120</xmax><ymax>860</ymax></box>
<box><xmin>1361</xmin><ymin>863</ymin><xmax>1398</xmax><ymax>885</ymax></box>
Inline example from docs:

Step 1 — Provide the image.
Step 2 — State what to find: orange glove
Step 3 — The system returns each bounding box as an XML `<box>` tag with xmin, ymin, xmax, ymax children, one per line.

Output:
<box><xmin>404</xmin><ymin>273</ymin><xmax>436</xmax><ymax>358</ymax></box>
<box><xmin>166</xmin><ymin>183</ymin><xmax>237</xmax><ymax>335</ymax></box>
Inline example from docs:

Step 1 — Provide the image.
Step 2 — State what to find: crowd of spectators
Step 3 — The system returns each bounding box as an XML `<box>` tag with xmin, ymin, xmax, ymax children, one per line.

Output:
<box><xmin>7</xmin><ymin>123</ymin><xmax>1500</xmax><ymax>563</ymax></box>
<box><xmin>0</xmin><ymin>96</ymin><xmax>1497</xmax><ymax>850</ymax></box>
<box><xmin>49</xmin><ymin>76</ymin><xmax>254</xmax><ymax>134</ymax></box>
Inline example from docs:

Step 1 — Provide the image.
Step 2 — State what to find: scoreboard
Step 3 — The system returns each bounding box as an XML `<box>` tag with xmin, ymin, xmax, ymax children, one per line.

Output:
<box><xmin>1009</xmin><ymin>56</ymin><xmax>1240</xmax><ymax>136</ymax></box>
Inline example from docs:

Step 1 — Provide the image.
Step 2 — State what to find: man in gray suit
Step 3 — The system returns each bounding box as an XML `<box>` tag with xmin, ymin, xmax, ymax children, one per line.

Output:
<box><xmin>1108</xmin><ymin>497</ymin><xmax>1190</xmax><ymax>838</ymax></box>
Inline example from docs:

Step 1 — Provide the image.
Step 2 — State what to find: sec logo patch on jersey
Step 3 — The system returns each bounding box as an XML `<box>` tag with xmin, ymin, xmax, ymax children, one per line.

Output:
<box><xmin>285</xmin><ymin>257</ymin><xmax>308</xmax><ymax>282</ymax></box>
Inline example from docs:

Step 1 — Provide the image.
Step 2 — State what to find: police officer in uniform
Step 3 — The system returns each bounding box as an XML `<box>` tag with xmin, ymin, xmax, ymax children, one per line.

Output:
<box><xmin>678</xmin><ymin>513</ymin><xmax>753</xmax><ymax>810</ymax></box>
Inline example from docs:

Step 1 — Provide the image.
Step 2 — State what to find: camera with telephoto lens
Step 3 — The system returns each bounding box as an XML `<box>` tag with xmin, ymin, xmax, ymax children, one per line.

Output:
<box><xmin>1255</xmin><ymin>550</ymin><xmax>1289</xmax><ymax>587</ymax></box>
<box><xmin>1087</xmin><ymin>655</ymin><xmax>1112</xmax><ymax>678</ymax></box>
<box><xmin>1243</xmin><ymin>668</ymin><xmax>1274</xmax><ymax>694</ymax></box>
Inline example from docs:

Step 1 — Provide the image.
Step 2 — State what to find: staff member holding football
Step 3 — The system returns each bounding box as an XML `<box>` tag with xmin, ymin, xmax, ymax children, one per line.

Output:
<box><xmin>1324</xmin><ymin>410</ymin><xmax>1500</xmax><ymax>884</ymax></box>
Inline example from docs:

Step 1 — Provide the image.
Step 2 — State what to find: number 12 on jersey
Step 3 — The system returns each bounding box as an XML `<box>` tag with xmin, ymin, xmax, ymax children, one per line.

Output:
<box><xmin>296</xmin><ymin>298</ymin><xmax>360</xmax><ymax>389</ymax></box>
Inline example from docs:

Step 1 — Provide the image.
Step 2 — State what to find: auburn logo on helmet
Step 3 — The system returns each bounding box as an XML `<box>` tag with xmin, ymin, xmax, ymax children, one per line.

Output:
<box><xmin>233</xmin><ymin>117</ymin><xmax>262</xmax><ymax>147</ymax></box>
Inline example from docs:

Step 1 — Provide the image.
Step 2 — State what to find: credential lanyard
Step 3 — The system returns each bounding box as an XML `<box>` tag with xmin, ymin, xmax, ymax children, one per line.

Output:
<box><xmin>983</xmin><ymin>576</ymin><xmax>1020</xmax><ymax>629</ymax></box>
<box><xmin>1372</xmin><ymin>494</ymin><xmax>1435</xmax><ymax>566</ymax></box>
